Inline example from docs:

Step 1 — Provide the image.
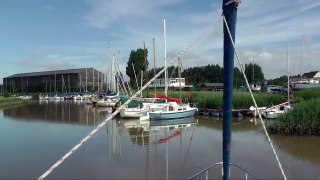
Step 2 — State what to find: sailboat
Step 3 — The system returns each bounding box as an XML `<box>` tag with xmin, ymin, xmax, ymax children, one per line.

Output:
<box><xmin>250</xmin><ymin>49</ymin><xmax>261</xmax><ymax>91</ymax></box>
<box><xmin>119</xmin><ymin>97</ymin><xmax>149</xmax><ymax>119</ymax></box>
<box><xmin>97</xmin><ymin>47</ymin><xmax>120</xmax><ymax>107</ymax></box>
<box><xmin>290</xmin><ymin>36</ymin><xmax>320</xmax><ymax>90</ymax></box>
<box><xmin>265</xmin><ymin>31</ymin><xmax>292</xmax><ymax>119</ymax></box>
<box><xmin>148</xmin><ymin>18</ymin><xmax>197</xmax><ymax>121</ymax></box>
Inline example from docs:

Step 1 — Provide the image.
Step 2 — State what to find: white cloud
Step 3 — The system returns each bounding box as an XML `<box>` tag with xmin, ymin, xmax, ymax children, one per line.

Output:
<box><xmin>2</xmin><ymin>0</ymin><xmax>320</xmax><ymax>84</ymax></box>
<box><xmin>301</xmin><ymin>1</ymin><xmax>320</xmax><ymax>12</ymax></box>
<box><xmin>9</xmin><ymin>59</ymin><xmax>28</xmax><ymax>66</ymax></box>
<box><xmin>47</xmin><ymin>54</ymin><xmax>61</xmax><ymax>58</ymax></box>
<box><xmin>84</xmin><ymin>0</ymin><xmax>184</xmax><ymax>29</ymax></box>
<box><xmin>32</xmin><ymin>51</ymin><xmax>46</xmax><ymax>57</ymax></box>
<box><xmin>37</xmin><ymin>60</ymin><xmax>76</xmax><ymax>70</ymax></box>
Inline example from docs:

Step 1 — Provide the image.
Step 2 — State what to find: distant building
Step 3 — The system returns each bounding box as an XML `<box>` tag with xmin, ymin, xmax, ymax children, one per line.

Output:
<box><xmin>3</xmin><ymin>68</ymin><xmax>105</xmax><ymax>93</ymax></box>
<box><xmin>149</xmin><ymin>78</ymin><xmax>193</xmax><ymax>90</ymax></box>
<box><xmin>200</xmin><ymin>83</ymin><xmax>224</xmax><ymax>91</ymax></box>
<box><xmin>302</xmin><ymin>71</ymin><xmax>320</xmax><ymax>80</ymax></box>
<box><xmin>0</xmin><ymin>84</ymin><xmax>3</xmax><ymax>95</ymax></box>
<box><xmin>290</xmin><ymin>75</ymin><xmax>301</xmax><ymax>82</ymax></box>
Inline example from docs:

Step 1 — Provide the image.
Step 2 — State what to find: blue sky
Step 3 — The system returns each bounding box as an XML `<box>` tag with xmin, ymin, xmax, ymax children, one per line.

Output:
<box><xmin>1</xmin><ymin>0</ymin><xmax>320</xmax><ymax>84</ymax></box>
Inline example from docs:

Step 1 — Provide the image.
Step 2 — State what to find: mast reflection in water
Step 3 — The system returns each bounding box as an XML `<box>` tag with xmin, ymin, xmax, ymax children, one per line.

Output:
<box><xmin>0</xmin><ymin>102</ymin><xmax>319</xmax><ymax>179</ymax></box>
<box><xmin>3</xmin><ymin>101</ymin><xmax>112</xmax><ymax>126</ymax></box>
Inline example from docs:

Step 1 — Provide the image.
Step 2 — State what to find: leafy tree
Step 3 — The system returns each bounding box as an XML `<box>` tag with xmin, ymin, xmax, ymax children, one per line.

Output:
<box><xmin>234</xmin><ymin>67</ymin><xmax>243</xmax><ymax>88</ymax></box>
<box><xmin>144</xmin><ymin>63</ymin><xmax>266</xmax><ymax>88</ymax></box>
<box><xmin>126</xmin><ymin>48</ymin><xmax>148</xmax><ymax>89</ymax></box>
<box><xmin>244</xmin><ymin>63</ymin><xmax>264</xmax><ymax>85</ymax></box>
<box><xmin>267</xmin><ymin>75</ymin><xmax>287</xmax><ymax>86</ymax></box>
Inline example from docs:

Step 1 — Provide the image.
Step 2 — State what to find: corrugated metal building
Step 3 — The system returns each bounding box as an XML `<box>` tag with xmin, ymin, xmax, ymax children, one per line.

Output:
<box><xmin>3</xmin><ymin>68</ymin><xmax>105</xmax><ymax>93</ymax></box>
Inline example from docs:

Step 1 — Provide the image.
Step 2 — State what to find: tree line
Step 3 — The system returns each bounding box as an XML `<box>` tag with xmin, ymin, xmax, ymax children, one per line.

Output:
<box><xmin>126</xmin><ymin>48</ymin><xmax>265</xmax><ymax>88</ymax></box>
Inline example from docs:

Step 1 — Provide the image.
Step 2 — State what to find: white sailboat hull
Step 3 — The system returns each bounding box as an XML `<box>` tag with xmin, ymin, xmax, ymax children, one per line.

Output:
<box><xmin>264</xmin><ymin>103</ymin><xmax>292</xmax><ymax>119</ymax></box>
<box><xmin>120</xmin><ymin>108</ymin><xmax>147</xmax><ymax>118</ymax></box>
<box><xmin>291</xmin><ymin>82</ymin><xmax>320</xmax><ymax>90</ymax></box>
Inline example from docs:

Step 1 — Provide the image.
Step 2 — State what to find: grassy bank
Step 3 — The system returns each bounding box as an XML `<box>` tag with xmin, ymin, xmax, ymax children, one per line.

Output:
<box><xmin>293</xmin><ymin>88</ymin><xmax>320</xmax><ymax>102</ymax></box>
<box><xmin>267</xmin><ymin>98</ymin><xmax>320</xmax><ymax>135</ymax></box>
<box><xmin>193</xmin><ymin>91</ymin><xmax>285</xmax><ymax>109</ymax></box>
<box><xmin>144</xmin><ymin>90</ymin><xmax>285</xmax><ymax>109</ymax></box>
<box><xmin>0</xmin><ymin>97</ymin><xmax>31</xmax><ymax>108</ymax></box>
<box><xmin>266</xmin><ymin>88</ymin><xmax>320</xmax><ymax>136</ymax></box>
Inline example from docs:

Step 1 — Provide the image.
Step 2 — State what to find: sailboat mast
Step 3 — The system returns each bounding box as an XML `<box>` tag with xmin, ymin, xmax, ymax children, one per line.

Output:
<box><xmin>144</xmin><ymin>41</ymin><xmax>149</xmax><ymax>97</ymax></box>
<box><xmin>55</xmin><ymin>74</ymin><xmax>56</xmax><ymax>93</ymax></box>
<box><xmin>68</xmin><ymin>74</ymin><xmax>70</xmax><ymax>93</ymax></box>
<box><xmin>86</xmin><ymin>68</ymin><xmax>88</xmax><ymax>92</ymax></box>
<box><xmin>163</xmin><ymin>17</ymin><xmax>168</xmax><ymax>101</ymax></box>
<box><xmin>222</xmin><ymin>0</ymin><xmax>238</xmax><ymax>179</ymax></box>
<box><xmin>98</xmin><ymin>70</ymin><xmax>100</xmax><ymax>92</ymax></box>
<box><xmin>153</xmin><ymin>38</ymin><xmax>156</xmax><ymax>94</ymax></box>
<box><xmin>287</xmin><ymin>29</ymin><xmax>290</xmax><ymax>105</ymax></box>
<box><xmin>300</xmin><ymin>35</ymin><xmax>303</xmax><ymax>81</ymax></box>
<box><xmin>252</xmin><ymin>48</ymin><xmax>255</xmax><ymax>85</ymax></box>
<box><xmin>141</xmin><ymin>70</ymin><xmax>143</xmax><ymax>97</ymax></box>
<box><xmin>61</xmin><ymin>75</ymin><xmax>63</xmax><ymax>93</ymax></box>
<box><xmin>79</xmin><ymin>74</ymin><xmax>82</xmax><ymax>92</ymax></box>
<box><xmin>46</xmin><ymin>77</ymin><xmax>47</xmax><ymax>94</ymax></box>
<box><xmin>92</xmin><ymin>68</ymin><xmax>94</xmax><ymax>92</ymax></box>
<box><xmin>178</xmin><ymin>57</ymin><xmax>181</xmax><ymax>103</ymax></box>
<box><xmin>132</xmin><ymin>63</ymin><xmax>139</xmax><ymax>92</ymax></box>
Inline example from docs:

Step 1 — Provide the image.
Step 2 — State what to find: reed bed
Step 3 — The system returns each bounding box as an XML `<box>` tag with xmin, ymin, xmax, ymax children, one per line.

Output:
<box><xmin>293</xmin><ymin>88</ymin><xmax>320</xmax><ymax>101</ymax></box>
<box><xmin>267</xmin><ymin>98</ymin><xmax>320</xmax><ymax>136</ymax></box>
<box><xmin>146</xmin><ymin>90</ymin><xmax>285</xmax><ymax>109</ymax></box>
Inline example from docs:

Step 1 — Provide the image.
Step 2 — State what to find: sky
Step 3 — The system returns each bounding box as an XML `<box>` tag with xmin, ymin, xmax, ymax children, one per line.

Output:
<box><xmin>1</xmin><ymin>0</ymin><xmax>320</xmax><ymax>84</ymax></box>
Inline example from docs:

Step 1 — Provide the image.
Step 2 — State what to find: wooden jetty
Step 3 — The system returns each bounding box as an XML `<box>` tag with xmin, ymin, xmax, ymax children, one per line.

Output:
<box><xmin>197</xmin><ymin>108</ymin><xmax>252</xmax><ymax>117</ymax></box>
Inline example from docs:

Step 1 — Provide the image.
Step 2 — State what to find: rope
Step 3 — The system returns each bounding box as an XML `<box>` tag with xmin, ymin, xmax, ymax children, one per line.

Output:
<box><xmin>222</xmin><ymin>14</ymin><xmax>287</xmax><ymax>180</ymax></box>
<box><xmin>38</xmin><ymin>16</ymin><xmax>220</xmax><ymax>180</ymax></box>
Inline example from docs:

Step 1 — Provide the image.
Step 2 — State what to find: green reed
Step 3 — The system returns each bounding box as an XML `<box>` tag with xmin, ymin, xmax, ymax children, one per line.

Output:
<box><xmin>294</xmin><ymin>88</ymin><xmax>320</xmax><ymax>101</ymax></box>
<box><xmin>267</xmin><ymin>98</ymin><xmax>320</xmax><ymax>136</ymax></box>
<box><xmin>146</xmin><ymin>90</ymin><xmax>285</xmax><ymax>109</ymax></box>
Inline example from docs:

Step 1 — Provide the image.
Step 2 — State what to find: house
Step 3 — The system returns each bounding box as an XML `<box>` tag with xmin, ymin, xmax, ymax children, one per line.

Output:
<box><xmin>201</xmin><ymin>83</ymin><xmax>224</xmax><ymax>91</ymax></box>
<box><xmin>302</xmin><ymin>71</ymin><xmax>320</xmax><ymax>80</ymax></box>
<box><xmin>290</xmin><ymin>75</ymin><xmax>301</xmax><ymax>82</ymax></box>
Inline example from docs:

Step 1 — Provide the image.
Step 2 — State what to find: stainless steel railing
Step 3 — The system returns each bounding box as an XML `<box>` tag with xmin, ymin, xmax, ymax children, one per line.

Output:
<box><xmin>188</xmin><ymin>162</ymin><xmax>258</xmax><ymax>180</ymax></box>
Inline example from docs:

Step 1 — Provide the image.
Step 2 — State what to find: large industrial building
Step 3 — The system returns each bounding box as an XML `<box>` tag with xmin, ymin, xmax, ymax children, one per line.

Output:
<box><xmin>3</xmin><ymin>68</ymin><xmax>105</xmax><ymax>93</ymax></box>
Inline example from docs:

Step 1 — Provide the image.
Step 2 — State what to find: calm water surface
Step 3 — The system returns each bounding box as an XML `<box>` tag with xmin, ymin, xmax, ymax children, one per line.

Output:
<box><xmin>0</xmin><ymin>101</ymin><xmax>319</xmax><ymax>179</ymax></box>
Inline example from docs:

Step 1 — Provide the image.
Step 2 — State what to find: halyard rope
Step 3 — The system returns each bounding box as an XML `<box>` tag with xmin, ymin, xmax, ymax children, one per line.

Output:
<box><xmin>222</xmin><ymin>14</ymin><xmax>287</xmax><ymax>180</ymax></box>
<box><xmin>38</xmin><ymin>17</ymin><xmax>220</xmax><ymax>180</ymax></box>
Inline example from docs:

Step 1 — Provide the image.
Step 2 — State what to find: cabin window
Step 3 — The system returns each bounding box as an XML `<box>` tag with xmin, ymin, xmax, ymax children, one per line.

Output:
<box><xmin>178</xmin><ymin>109</ymin><xmax>182</xmax><ymax>111</ymax></box>
<box><xmin>183</xmin><ymin>108</ymin><xmax>186</xmax><ymax>110</ymax></box>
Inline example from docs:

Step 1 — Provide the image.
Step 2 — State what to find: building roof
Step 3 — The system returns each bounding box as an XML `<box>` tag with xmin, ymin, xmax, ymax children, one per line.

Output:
<box><xmin>302</xmin><ymin>71</ymin><xmax>319</xmax><ymax>79</ymax></box>
<box><xmin>4</xmin><ymin>68</ymin><xmax>98</xmax><ymax>78</ymax></box>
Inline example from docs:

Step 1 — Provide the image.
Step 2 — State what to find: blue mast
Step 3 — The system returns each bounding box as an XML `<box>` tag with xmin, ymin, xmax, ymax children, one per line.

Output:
<box><xmin>222</xmin><ymin>0</ymin><xmax>238</xmax><ymax>179</ymax></box>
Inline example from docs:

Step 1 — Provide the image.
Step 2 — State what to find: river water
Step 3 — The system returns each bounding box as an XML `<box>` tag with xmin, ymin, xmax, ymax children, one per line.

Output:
<box><xmin>0</xmin><ymin>101</ymin><xmax>319</xmax><ymax>179</ymax></box>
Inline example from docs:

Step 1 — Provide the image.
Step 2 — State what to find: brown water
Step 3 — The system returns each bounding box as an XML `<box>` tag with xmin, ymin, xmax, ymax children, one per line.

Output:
<box><xmin>0</xmin><ymin>101</ymin><xmax>319</xmax><ymax>179</ymax></box>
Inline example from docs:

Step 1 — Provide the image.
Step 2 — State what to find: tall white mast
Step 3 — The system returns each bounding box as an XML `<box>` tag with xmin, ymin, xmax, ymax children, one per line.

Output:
<box><xmin>300</xmin><ymin>35</ymin><xmax>303</xmax><ymax>81</ymax></box>
<box><xmin>112</xmin><ymin>54</ymin><xmax>116</xmax><ymax>92</ymax></box>
<box><xmin>98</xmin><ymin>70</ymin><xmax>100</xmax><ymax>92</ymax></box>
<box><xmin>287</xmin><ymin>29</ymin><xmax>290</xmax><ymax>105</ymax></box>
<box><xmin>163</xmin><ymin>17</ymin><xmax>168</xmax><ymax>101</ymax></box>
<box><xmin>92</xmin><ymin>68</ymin><xmax>94</xmax><ymax>92</ymax></box>
<box><xmin>85</xmin><ymin>68</ymin><xmax>88</xmax><ymax>92</ymax></box>
<box><xmin>252</xmin><ymin>48</ymin><xmax>255</xmax><ymax>85</ymax></box>
<box><xmin>55</xmin><ymin>74</ymin><xmax>56</xmax><ymax>93</ymax></box>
